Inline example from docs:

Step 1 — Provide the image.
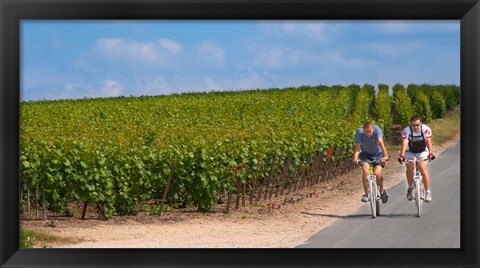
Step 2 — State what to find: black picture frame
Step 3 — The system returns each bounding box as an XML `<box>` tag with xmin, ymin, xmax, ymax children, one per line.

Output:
<box><xmin>1</xmin><ymin>0</ymin><xmax>479</xmax><ymax>267</ymax></box>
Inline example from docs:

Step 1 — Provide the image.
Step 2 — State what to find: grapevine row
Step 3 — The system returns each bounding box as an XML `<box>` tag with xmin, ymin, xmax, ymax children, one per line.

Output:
<box><xmin>20</xmin><ymin>83</ymin><xmax>460</xmax><ymax>219</ymax></box>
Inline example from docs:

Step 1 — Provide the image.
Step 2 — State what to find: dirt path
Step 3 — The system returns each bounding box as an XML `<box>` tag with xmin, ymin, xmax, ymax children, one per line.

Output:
<box><xmin>21</xmin><ymin>137</ymin><xmax>459</xmax><ymax>248</ymax></box>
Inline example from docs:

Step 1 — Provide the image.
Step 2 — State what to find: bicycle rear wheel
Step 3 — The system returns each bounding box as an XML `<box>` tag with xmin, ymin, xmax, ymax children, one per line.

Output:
<box><xmin>414</xmin><ymin>179</ymin><xmax>423</xmax><ymax>217</ymax></box>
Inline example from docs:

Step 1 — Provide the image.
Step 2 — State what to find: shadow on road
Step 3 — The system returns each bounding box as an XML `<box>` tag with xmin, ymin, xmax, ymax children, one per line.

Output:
<box><xmin>379</xmin><ymin>213</ymin><xmax>421</xmax><ymax>218</ymax></box>
<box><xmin>300</xmin><ymin>211</ymin><xmax>364</xmax><ymax>219</ymax></box>
<box><xmin>301</xmin><ymin>211</ymin><xmax>419</xmax><ymax>219</ymax></box>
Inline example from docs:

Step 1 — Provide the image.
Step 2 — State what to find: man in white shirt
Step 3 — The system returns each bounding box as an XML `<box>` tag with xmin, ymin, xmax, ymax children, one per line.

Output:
<box><xmin>398</xmin><ymin>115</ymin><xmax>436</xmax><ymax>202</ymax></box>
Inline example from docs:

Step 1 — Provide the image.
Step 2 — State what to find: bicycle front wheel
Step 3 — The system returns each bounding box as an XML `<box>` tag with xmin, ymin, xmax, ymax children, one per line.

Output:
<box><xmin>368</xmin><ymin>179</ymin><xmax>377</xmax><ymax>218</ymax></box>
<box><xmin>376</xmin><ymin>196</ymin><xmax>381</xmax><ymax>216</ymax></box>
<box><xmin>414</xmin><ymin>179</ymin><xmax>423</xmax><ymax>217</ymax></box>
<box><xmin>373</xmin><ymin>182</ymin><xmax>381</xmax><ymax>216</ymax></box>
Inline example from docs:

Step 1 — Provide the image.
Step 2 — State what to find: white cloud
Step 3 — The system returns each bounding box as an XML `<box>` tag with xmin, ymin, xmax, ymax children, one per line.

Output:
<box><xmin>22</xmin><ymin>71</ymin><xmax>60</xmax><ymax>91</ymax></box>
<box><xmin>249</xmin><ymin>43</ymin><xmax>373</xmax><ymax>70</ymax></box>
<box><xmin>368</xmin><ymin>40</ymin><xmax>426</xmax><ymax>57</ymax></box>
<box><xmin>373</xmin><ymin>20</ymin><xmax>459</xmax><ymax>34</ymax></box>
<box><xmin>54</xmin><ymin>82</ymin><xmax>84</xmax><ymax>100</ymax></box>
<box><xmin>133</xmin><ymin>72</ymin><xmax>271</xmax><ymax>94</ymax></box>
<box><xmin>158</xmin><ymin>38</ymin><xmax>182</xmax><ymax>55</ymax></box>
<box><xmin>50</xmin><ymin>34</ymin><xmax>65</xmax><ymax>49</ymax></box>
<box><xmin>233</xmin><ymin>72</ymin><xmax>270</xmax><ymax>90</ymax></box>
<box><xmin>375</xmin><ymin>21</ymin><xmax>412</xmax><ymax>33</ymax></box>
<box><xmin>100</xmin><ymin>79</ymin><xmax>123</xmax><ymax>97</ymax></box>
<box><xmin>250</xmin><ymin>46</ymin><xmax>301</xmax><ymax>69</ymax></box>
<box><xmin>197</xmin><ymin>41</ymin><xmax>226</xmax><ymax>67</ymax></box>
<box><xmin>257</xmin><ymin>21</ymin><xmax>332</xmax><ymax>42</ymax></box>
<box><xmin>296</xmin><ymin>22</ymin><xmax>330</xmax><ymax>42</ymax></box>
<box><xmin>96</xmin><ymin>38</ymin><xmax>156</xmax><ymax>62</ymax></box>
<box><xmin>200</xmin><ymin>72</ymin><xmax>269</xmax><ymax>92</ymax></box>
<box><xmin>63</xmin><ymin>82</ymin><xmax>77</xmax><ymax>92</ymax></box>
<box><xmin>325</xmin><ymin>51</ymin><xmax>369</xmax><ymax>68</ymax></box>
<box><xmin>94</xmin><ymin>38</ymin><xmax>182</xmax><ymax>65</ymax></box>
<box><xmin>134</xmin><ymin>75</ymin><xmax>174</xmax><ymax>96</ymax></box>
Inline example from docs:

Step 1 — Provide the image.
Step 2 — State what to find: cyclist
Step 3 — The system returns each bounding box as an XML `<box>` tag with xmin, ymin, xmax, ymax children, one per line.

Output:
<box><xmin>352</xmin><ymin>122</ymin><xmax>389</xmax><ymax>203</ymax></box>
<box><xmin>398</xmin><ymin>115</ymin><xmax>436</xmax><ymax>202</ymax></box>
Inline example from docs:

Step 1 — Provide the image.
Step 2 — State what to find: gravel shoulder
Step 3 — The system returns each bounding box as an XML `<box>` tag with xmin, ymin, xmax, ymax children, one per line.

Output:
<box><xmin>21</xmin><ymin>136</ymin><xmax>459</xmax><ymax>248</ymax></box>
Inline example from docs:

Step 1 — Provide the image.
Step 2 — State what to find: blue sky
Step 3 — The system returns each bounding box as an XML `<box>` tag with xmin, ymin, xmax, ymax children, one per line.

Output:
<box><xmin>21</xmin><ymin>20</ymin><xmax>460</xmax><ymax>101</ymax></box>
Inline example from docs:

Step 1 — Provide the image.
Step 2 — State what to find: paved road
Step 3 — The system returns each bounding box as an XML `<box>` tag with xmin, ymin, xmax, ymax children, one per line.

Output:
<box><xmin>298</xmin><ymin>141</ymin><xmax>460</xmax><ymax>248</ymax></box>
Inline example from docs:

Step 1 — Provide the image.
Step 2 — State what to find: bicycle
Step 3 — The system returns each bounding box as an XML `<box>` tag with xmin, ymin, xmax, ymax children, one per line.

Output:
<box><xmin>403</xmin><ymin>157</ymin><xmax>430</xmax><ymax>217</ymax></box>
<box><xmin>357</xmin><ymin>160</ymin><xmax>382</xmax><ymax>218</ymax></box>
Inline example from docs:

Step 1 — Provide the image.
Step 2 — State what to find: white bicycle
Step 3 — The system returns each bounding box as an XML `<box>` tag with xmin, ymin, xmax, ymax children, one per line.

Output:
<box><xmin>403</xmin><ymin>157</ymin><xmax>431</xmax><ymax>217</ymax></box>
<box><xmin>357</xmin><ymin>160</ymin><xmax>382</xmax><ymax>218</ymax></box>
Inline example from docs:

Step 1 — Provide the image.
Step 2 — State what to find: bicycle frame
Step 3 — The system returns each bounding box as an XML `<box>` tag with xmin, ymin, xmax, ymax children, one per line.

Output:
<box><xmin>358</xmin><ymin>160</ymin><xmax>381</xmax><ymax>218</ymax></box>
<box><xmin>404</xmin><ymin>157</ymin><xmax>428</xmax><ymax>217</ymax></box>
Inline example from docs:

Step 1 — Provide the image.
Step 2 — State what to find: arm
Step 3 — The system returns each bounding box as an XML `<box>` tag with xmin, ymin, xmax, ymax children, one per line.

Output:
<box><xmin>424</xmin><ymin>126</ymin><xmax>433</xmax><ymax>155</ymax></box>
<box><xmin>426</xmin><ymin>136</ymin><xmax>433</xmax><ymax>155</ymax></box>
<box><xmin>377</xmin><ymin>137</ymin><xmax>389</xmax><ymax>162</ymax></box>
<box><xmin>399</xmin><ymin>128</ymin><xmax>409</xmax><ymax>157</ymax></box>
<box><xmin>400</xmin><ymin>138</ymin><xmax>409</xmax><ymax>157</ymax></box>
<box><xmin>353</xmin><ymin>143</ymin><xmax>361</xmax><ymax>163</ymax></box>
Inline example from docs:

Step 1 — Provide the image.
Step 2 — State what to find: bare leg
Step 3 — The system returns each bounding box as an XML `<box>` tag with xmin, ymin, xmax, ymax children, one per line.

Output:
<box><xmin>374</xmin><ymin>166</ymin><xmax>383</xmax><ymax>192</ymax></box>
<box><xmin>361</xmin><ymin>163</ymin><xmax>369</xmax><ymax>194</ymax></box>
<box><xmin>418</xmin><ymin>161</ymin><xmax>430</xmax><ymax>191</ymax></box>
<box><xmin>405</xmin><ymin>160</ymin><xmax>415</xmax><ymax>188</ymax></box>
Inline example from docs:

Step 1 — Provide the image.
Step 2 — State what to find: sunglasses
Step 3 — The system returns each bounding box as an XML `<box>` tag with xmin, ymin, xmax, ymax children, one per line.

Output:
<box><xmin>411</xmin><ymin>124</ymin><xmax>421</xmax><ymax>127</ymax></box>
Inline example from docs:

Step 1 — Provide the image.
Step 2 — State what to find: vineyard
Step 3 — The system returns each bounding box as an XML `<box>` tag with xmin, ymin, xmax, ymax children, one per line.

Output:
<box><xmin>20</xmin><ymin>83</ymin><xmax>460</xmax><ymax>219</ymax></box>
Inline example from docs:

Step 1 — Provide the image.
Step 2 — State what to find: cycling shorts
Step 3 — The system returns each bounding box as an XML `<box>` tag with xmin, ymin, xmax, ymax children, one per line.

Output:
<box><xmin>359</xmin><ymin>152</ymin><xmax>385</xmax><ymax>168</ymax></box>
<box><xmin>405</xmin><ymin>150</ymin><xmax>429</xmax><ymax>161</ymax></box>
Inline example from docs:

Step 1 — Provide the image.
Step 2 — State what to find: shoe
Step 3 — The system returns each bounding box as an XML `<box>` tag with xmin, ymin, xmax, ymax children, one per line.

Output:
<box><xmin>425</xmin><ymin>192</ymin><xmax>432</xmax><ymax>202</ymax></box>
<box><xmin>406</xmin><ymin>187</ymin><xmax>413</xmax><ymax>201</ymax></box>
<box><xmin>381</xmin><ymin>190</ymin><xmax>389</xmax><ymax>204</ymax></box>
<box><xmin>361</xmin><ymin>194</ymin><xmax>368</xmax><ymax>202</ymax></box>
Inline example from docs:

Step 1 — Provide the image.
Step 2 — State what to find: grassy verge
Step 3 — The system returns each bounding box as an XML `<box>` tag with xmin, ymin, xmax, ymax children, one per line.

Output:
<box><xmin>20</xmin><ymin>228</ymin><xmax>85</xmax><ymax>248</ymax></box>
<box><xmin>428</xmin><ymin>105</ymin><xmax>461</xmax><ymax>145</ymax></box>
<box><xmin>386</xmin><ymin>105</ymin><xmax>460</xmax><ymax>153</ymax></box>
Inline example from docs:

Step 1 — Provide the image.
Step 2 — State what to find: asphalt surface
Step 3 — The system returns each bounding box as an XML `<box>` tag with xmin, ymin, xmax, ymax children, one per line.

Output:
<box><xmin>298</xmin><ymin>141</ymin><xmax>460</xmax><ymax>248</ymax></box>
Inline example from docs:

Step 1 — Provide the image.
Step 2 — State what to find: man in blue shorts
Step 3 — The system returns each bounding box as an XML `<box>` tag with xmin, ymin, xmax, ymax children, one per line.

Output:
<box><xmin>352</xmin><ymin>122</ymin><xmax>389</xmax><ymax>203</ymax></box>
